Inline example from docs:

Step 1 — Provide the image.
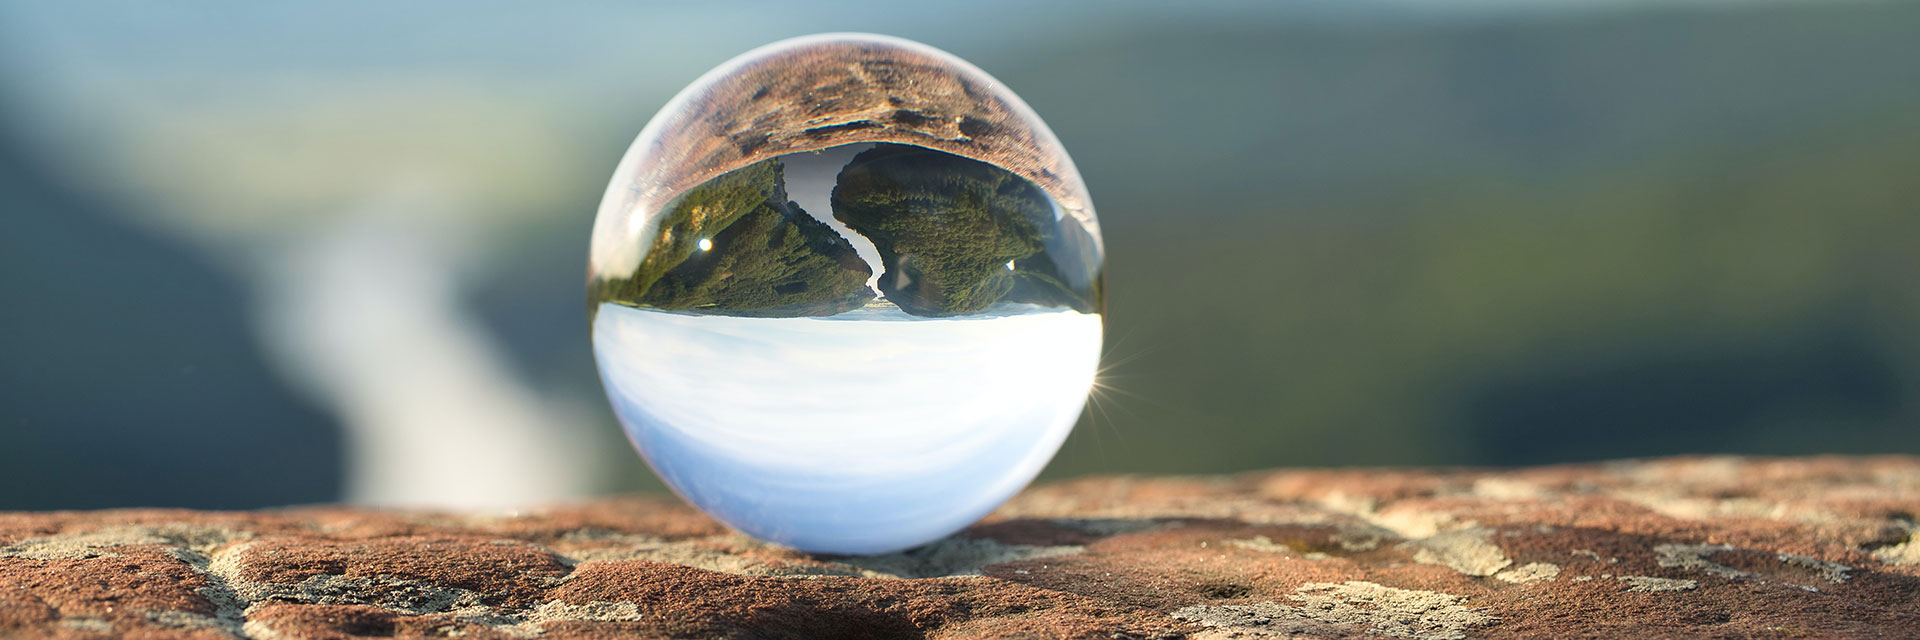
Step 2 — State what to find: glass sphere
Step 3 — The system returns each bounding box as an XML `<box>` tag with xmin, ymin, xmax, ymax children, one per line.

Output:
<box><xmin>587</xmin><ymin>33</ymin><xmax>1103</xmax><ymax>554</ymax></box>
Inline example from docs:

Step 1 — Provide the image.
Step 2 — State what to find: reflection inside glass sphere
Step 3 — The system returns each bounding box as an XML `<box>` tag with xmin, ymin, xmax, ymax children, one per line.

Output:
<box><xmin>588</xmin><ymin>34</ymin><xmax>1103</xmax><ymax>554</ymax></box>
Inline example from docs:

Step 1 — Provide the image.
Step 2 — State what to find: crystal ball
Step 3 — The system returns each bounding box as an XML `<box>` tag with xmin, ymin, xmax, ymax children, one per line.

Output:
<box><xmin>587</xmin><ymin>34</ymin><xmax>1104</xmax><ymax>554</ymax></box>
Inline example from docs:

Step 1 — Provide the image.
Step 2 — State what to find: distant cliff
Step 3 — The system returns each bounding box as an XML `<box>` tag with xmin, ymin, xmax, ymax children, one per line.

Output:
<box><xmin>592</xmin><ymin>159</ymin><xmax>873</xmax><ymax>318</ymax></box>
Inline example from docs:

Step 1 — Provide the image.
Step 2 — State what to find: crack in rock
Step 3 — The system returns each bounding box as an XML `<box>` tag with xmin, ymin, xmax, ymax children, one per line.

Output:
<box><xmin>168</xmin><ymin>537</ymin><xmax>254</xmax><ymax>638</ymax></box>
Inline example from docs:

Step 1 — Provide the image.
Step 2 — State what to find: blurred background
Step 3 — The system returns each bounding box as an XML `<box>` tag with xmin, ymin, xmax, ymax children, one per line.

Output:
<box><xmin>3</xmin><ymin>0</ymin><xmax>1917</xmax><ymax>511</ymax></box>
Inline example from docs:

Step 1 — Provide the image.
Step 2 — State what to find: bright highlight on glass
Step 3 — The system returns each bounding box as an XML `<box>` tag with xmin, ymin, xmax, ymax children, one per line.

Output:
<box><xmin>587</xmin><ymin>33</ymin><xmax>1104</xmax><ymax>554</ymax></box>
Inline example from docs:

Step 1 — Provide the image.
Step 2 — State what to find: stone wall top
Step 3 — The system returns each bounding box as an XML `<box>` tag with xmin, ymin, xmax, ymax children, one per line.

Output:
<box><xmin>3</xmin><ymin>455</ymin><xmax>1917</xmax><ymax>638</ymax></box>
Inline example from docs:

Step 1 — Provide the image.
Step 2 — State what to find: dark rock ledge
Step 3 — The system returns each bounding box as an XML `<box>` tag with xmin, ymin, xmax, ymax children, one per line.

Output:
<box><xmin>3</xmin><ymin>456</ymin><xmax>1917</xmax><ymax>639</ymax></box>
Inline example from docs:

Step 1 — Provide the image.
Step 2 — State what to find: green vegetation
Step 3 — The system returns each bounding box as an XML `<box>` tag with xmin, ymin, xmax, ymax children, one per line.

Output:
<box><xmin>628</xmin><ymin>160</ymin><xmax>784</xmax><ymax>298</ymax></box>
<box><xmin>1068</xmin><ymin>102</ymin><xmax>1920</xmax><ymax>478</ymax></box>
<box><xmin>638</xmin><ymin>201</ymin><xmax>872</xmax><ymax>316</ymax></box>
<box><xmin>591</xmin><ymin>159</ymin><xmax>872</xmax><ymax>317</ymax></box>
<box><xmin>831</xmin><ymin>144</ymin><xmax>1094</xmax><ymax>316</ymax></box>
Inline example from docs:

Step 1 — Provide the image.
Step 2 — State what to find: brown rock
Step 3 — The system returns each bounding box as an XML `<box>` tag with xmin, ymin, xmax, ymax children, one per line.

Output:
<box><xmin>225</xmin><ymin>537</ymin><xmax>569</xmax><ymax>609</ymax></box>
<box><xmin>608</xmin><ymin>34</ymin><xmax>1093</xmax><ymax>221</ymax></box>
<box><xmin>2</xmin><ymin>456</ymin><xmax>1917</xmax><ymax>639</ymax></box>
<box><xmin>590</xmin><ymin>34</ymin><xmax>1103</xmax><ymax>284</ymax></box>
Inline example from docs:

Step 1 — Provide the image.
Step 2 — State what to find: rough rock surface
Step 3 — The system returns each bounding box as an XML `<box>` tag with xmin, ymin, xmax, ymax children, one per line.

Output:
<box><xmin>591</xmin><ymin>34</ymin><xmax>1102</xmax><ymax>283</ymax></box>
<box><xmin>3</xmin><ymin>456</ymin><xmax>1917</xmax><ymax>639</ymax></box>
<box><xmin>608</xmin><ymin>34</ymin><xmax>1093</xmax><ymax>218</ymax></box>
